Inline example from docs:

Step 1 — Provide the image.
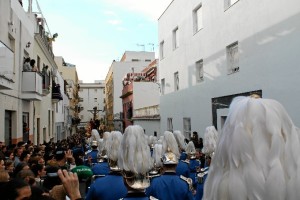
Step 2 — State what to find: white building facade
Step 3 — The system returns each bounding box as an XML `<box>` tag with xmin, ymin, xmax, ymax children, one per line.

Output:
<box><xmin>105</xmin><ymin>51</ymin><xmax>155</xmax><ymax>131</ymax></box>
<box><xmin>158</xmin><ymin>0</ymin><xmax>300</xmax><ymax>139</ymax></box>
<box><xmin>79</xmin><ymin>81</ymin><xmax>106</xmax><ymax>124</ymax></box>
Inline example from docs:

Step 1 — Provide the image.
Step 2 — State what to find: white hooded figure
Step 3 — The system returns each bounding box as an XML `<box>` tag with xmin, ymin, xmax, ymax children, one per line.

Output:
<box><xmin>203</xmin><ymin>96</ymin><xmax>300</xmax><ymax>200</ymax></box>
<box><xmin>202</xmin><ymin>126</ymin><xmax>218</xmax><ymax>157</ymax></box>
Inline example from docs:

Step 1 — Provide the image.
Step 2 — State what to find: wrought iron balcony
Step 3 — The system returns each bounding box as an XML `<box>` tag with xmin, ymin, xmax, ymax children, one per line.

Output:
<box><xmin>52</xmin><ymin>84</ymin><xmax>63</xmax><ymax>103</ymax></box>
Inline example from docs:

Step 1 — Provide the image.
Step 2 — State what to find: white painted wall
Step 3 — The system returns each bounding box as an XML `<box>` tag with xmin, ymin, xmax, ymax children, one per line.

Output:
<box><xmin>79</xmin><ymin>82</ymin><xmax>105</xmax><ymax>123</ymax></box>
<box><xmin>134</xmin><ymin>120</ymin><xmax>160</xmax><ymax>137</ymax></box>
<box><xmin>133</xmin><ymin>82</ymin><xmax>160</xmax><ymax>109</ymax></box>
<box><xmin>158</xmin><ymin>0</ymin><xmax>300</xmax><ymax>137</ymax></box>
<box><xmin>0</xmin><ymin>0</ymin><xmax>35</xmax><ymax>143</ymax></box>
<box><xmin>112</xmin><ymin>54</ymin><xmax>154</xmax><ymax>115</ymax></box>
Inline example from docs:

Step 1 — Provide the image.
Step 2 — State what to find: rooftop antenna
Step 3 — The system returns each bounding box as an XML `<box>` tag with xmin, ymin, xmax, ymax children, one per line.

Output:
<box><xmin>148</xmin><ymin>43</ymin><xmax>154</xmax><ymax>52</ymax></box>
<box><xmin>137</xmin><ymin>43</ymin><xmax>145</xmax><ymax>51</ymax></box>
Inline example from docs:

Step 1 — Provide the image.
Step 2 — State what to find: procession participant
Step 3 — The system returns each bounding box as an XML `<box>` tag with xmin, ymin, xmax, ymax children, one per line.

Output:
<box><xmin>149</xmin><ymin>143</ymin><xmax>163</xmax><ymax>177</ymax></box>
<box><xmin>91</xmin><ymin>131</ymin><xmax>110</xmax><ymax>176</ymax></box>
<box><xmin>86</xmin><ymin>131</ymin><xmax>127</xmax><ymax>200</ymax></box>
<box><xmin>173</xmin><ymin>130</ymin><xmax>187</xmax><ymax>160</ymax></box>
<box><xmin>146</xmin><ymin>131</ymin><xmax>194</xmax><ymax>200</ymax></box>
<box><xmin>84</xmin><ymin>141</ymin><xmax>99</xmax><ymax>166</ymax></box>
<box><xmin>118</xmin><ymin>125</ymin><xmax>153</xmax><ymax>200</ymax></box>
<box><xmin>185</xmin><ymin>141</ymin><xmax>201</xmax><ymax>189</ymax></box>
<box><xmin>203</xmin><ymin>96</ymin><xmax>300</xmax><ymax>200</ymax></box>
<box><xmin>195</xmin><ymin>126</ymin><xmax>218</xmax><ymax>200</ymax></box>
<box><xmin>173</xmin><ymin>130</ymin><xmax>190</xmax><ymax>178</ymax></box>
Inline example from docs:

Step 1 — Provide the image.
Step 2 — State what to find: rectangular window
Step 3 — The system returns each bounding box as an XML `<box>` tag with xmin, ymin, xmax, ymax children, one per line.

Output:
<box><xmin>196</xmin><ymin>59</ymin><xmax>204</xmax><ymax>83</ymax></box>
<box><xmin>167</xmin><ymin>118</ymin><xmax>173</xmax><ymax>132</ymax></box>
<box><xmin>183</xmin><ymin>118</ymin><xmax>191</xmax><ymax>139</ymax></box>
<box><xmin>94</xmin><ymin>98</ymin><xmax>97</xmax><ymax>102</ymax></box>
<box><xmin>160</xmin><ymin>41</ymin><xmax>164</xmax><ymax>60</ymax></box>
<box><xmin>174</xmin><ymin>72</ymin><xmax>179</xmax><ymax>91</ymax></box>
<box><xmin>225</xmin><ymin>0</ymin><xmax>239</xmax><ymax>10</ymax></box>
<box><xmin>161</xmin><ymin>78</ymin><xmax>165</xmax><ymax>95</ymax></box>
<box><xmin>193</xmin><ymin>5</ymin><xmax>203</xmax><ymax>34</ymax></box>
<box><xmin>226</xmin><ymin>42</ymin><xmax>239</xmax><ymax>74</ymax></box>
<box><xmin>173</xmin><ymin>27</ymin><xmax>179</xmax><ymax>50</ymax></box>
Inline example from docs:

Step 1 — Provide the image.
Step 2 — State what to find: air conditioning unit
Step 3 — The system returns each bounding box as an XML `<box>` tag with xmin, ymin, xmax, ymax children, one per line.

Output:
<box><xmin>8</xmin><ymin>21</ymin><xmax>16</xmax><ymax>39</ymax></box>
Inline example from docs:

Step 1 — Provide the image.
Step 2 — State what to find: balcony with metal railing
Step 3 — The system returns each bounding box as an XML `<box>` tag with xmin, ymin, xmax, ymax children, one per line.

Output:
<box><xmin>52</xmin><ymin>83</ymin><xmax>63</xmax><ymax>103</ymax></box>
<box><xmin>21</xmin><ymin>72</ymin><xmax>43</xmax><ymax>101</ymax></box>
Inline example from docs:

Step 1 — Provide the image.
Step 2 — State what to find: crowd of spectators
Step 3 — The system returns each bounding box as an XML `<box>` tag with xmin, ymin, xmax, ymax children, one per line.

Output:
<box><xmin>0</xmin><ymin>132</ymin><xmax>86</xmax><ymax>200</ymax></box>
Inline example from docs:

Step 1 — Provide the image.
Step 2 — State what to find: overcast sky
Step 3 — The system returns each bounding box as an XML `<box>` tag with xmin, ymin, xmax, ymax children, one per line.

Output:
<box><xmin>26</xmin><ymin>0</ymin><xmax>173</xmax><ymax>82</ymax></box>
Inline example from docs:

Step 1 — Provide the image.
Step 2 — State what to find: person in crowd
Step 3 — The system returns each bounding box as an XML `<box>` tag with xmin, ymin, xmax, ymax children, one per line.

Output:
<box><xmin>0</xmin><ymin>159</ymin><xmax>5</xmax><ymax>170</ymax></box>
<box><xmin>44</xmin><ymin>148</ymin><xmax>75</xmax><ymax>190</ymax></box>
<box><xmin>4</xmin><ymin>159</ymin><xmax>14</xmax><ymax>178</ymax></box>
<box><xmin>16</xmin><ymin>169</ymin><xmax>51</xmax><ymax>199</ymax></box>
<box><xmin>146</xmin><ymin>131</ymin><xmax>194</xmax><ymax>200</ymax></box>
<box><xmin>23</xmin><ymin>57</ymin><xmax>31</xmax><ymax>71</ymax></box>
<box><xmin>57</xmin><ymin>169</ymin><xmax>83</xmax><ymax>200</ymax></box>
<box><xmin>86</xmin><ymin>131</ymin><xmax>127</xmax><ymax>200</ymax></box>
<box><xmin>198</xmin><ymin>137</ymin><xmax>204</xmax><ymax>150</ymax></box>
<box><xmin>191</xmin><ymin>131</ymin><xmax>200</xmax><ymax>149</ymax></box>
<box><xmin>4</xmin><ymin>178</ymin><xmax>32</xmax><ymax>200</ymax></box>
<box><xmin>0</xmin><ymin>144</ymin><xmax>6</xmax><ymax>160</ymax></box>
<box><xmin>203</xmin><ymin>95</ymin><xmax>300</xmax><ymax>200</ymax></box>
<box><xmin>14</xmin><ymin>147</ymin><xmax>23</xmax><ymax>167</ymax></box>
<box><xmin>20</xmin><ymin>150</ymin><xmax>31</xmax><ymax>164</ymax></box>
<box><xmin>30</xmin><ymin>59</ymin><xmax>38</xmax><ymax>72</ymax></box>
<box><xmin>31</xmin><ymin>163</ymin><xmax>46</xmax><ymax>187</ymax></box>
<box><xmin>5</xmin><ymin>149</ymin><xmax>14</xmax><ymax>161</ymax></box>
<box><xmin>13</xmin><ymin>162</ymin><xmax>30</xmax><ymax>178</ymax></box>
<box><xmin>0</xmin><ymin>169</ymin><xmax>9</xmax><ymax>182</ymax></box>
<box><xmin>118</xmin><ymin>125</ymin><xmax>153</xmax><ymax>199</ymax></box>
<box><xmin>0</xmin><ymin>170</ymin><xmax>9</xmax><ymax>195</ymax></box>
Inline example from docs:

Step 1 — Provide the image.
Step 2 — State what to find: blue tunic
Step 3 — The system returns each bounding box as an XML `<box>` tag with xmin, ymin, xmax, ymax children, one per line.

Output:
<box><xmin>188</xmin><ymin>159</ymin><xmax>200</xmax><ymax>187</ymax></box>
<box><xmin>176</xmin><ymin>160</ymin><xmax>190</xmax><ymax>178</ymax></box>
<box><xmin>195</xmin><ymin>173</ymin><xmax>208</xmax><ymax>200</ymax></box>
<box><xmin>86</xmin><ymin>172</ymin><xmax>127</xmax><ymax>200</ymax></box>
<box><xmin>146</xmin><ymin>172</ymin><xmax>194</xmax><ymax>200</ymax></box>
<box><xmin>180</xmin><ymin>152</ymin><xmax>187</xmax><ymax>160</ymax></box>
<box><xmin>122</xmin><ymin>192</ymin><xmax>149</xmax><ymax>200</ymax></box>
<box><xmin>85</xmin><ymin>149</ymin><xmax>99</xmax><ymax>165</ymax></box>
<box><xmin>91</xmin><ymin>162</ymin><xmax>110</xmax><ymax>175</ymax></box>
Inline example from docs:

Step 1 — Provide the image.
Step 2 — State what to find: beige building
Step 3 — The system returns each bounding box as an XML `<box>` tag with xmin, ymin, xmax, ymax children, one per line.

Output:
<box><xmin>55</xmin><ymin>56</ymin><xmax>80</xmax><ymax>134</ymax></box>
<box><xmin>105</xmin><ymin>51</ymin><xmax>155</xmax><ymax>131</ymax></box>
